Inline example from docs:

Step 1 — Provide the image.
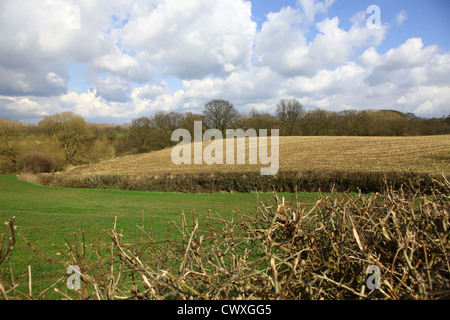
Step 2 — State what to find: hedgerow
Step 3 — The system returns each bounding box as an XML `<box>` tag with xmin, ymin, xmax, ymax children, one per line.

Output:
<box><xmin>38</xmin><ymin>170</ymin><xmax>440</xmax><ymax>194</ymax></box>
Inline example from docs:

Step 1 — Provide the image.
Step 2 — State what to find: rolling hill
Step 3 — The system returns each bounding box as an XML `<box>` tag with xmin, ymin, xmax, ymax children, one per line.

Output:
<box><xmin>64</xmin><ymin>135</ymin><xmax>450</xmax><ymax>176</ymax></box>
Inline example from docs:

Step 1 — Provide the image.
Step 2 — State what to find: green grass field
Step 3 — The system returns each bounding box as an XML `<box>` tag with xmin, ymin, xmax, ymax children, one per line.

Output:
<box><xmin>0</xmin><ymin>174</ymin><xmax>320</xmax><ymax>298</ymax></box>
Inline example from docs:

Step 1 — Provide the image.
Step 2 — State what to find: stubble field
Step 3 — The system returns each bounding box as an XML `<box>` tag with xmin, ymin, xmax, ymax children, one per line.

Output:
<box><xmin>64</xmin><ymin>135</ymin><xmax>450</xmax><ymax>176</ymax></box>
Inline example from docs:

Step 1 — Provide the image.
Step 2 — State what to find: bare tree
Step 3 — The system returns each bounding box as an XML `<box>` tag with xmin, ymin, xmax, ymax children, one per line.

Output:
<box><xmin>152</xmin><ymin>112</ymin><xmax>186</xmax><ymax>149</ymax></box>
<box><xmin>128</xmin><ymin>117</ymin><xmax>156</xmax><ymax>153</ymax></box>
<box><xmin>203</xmin><ymin>99</ymin><xmax>239</xmax><ymax>134</ymax></box>
<box><xmin>243</xmin><ymin>108</ymin><xmax>278</xmax><ymax>134</ymax></box>
<box><xmin>302</xmin><ymin>108</ymin><xmax>335</xmax><ymax>136</ymax></box>
<box><xmin>178</xmin><ymin>112</ymin><xmax>206</xmax><ymax>137</ymax></box>
<box><xmin>275</xmin><ymin>98</ymin><xmax>305</xmax><ymax>135</ymax></box>
<box><xmin>38</xmin><ymin>112</ymin><xmax>91</xmax><ymax>163</ymax></box>
<box><xmin>153</xmin><ymin>111</ymin><xmax>185</xmax><ymax>132</ymax></box>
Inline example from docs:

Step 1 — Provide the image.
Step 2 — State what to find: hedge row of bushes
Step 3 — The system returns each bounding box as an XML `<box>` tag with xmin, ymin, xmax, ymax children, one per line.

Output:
<box><xmin>37</xmin><ymin>170</ymin><xmax>443</xmax><ymax>194</ymax></box>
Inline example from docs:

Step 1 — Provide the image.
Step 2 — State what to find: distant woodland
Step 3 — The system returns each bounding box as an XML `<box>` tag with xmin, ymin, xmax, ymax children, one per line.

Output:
<box><xmin>1</xmin><ymin>98</ymin><xmax>449</xmax><ymax>174</ymax></box>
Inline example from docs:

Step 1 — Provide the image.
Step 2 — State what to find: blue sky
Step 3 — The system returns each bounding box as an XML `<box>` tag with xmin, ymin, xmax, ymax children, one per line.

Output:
<box><xmin>252</xmin><ymin>0</ymin><xmax>450</xmax><ymax>51</ymax></box>
<box><xmin>0</xmin><ymin>0</ymin><xmax>449</xmax><ymax>123</ymax></box>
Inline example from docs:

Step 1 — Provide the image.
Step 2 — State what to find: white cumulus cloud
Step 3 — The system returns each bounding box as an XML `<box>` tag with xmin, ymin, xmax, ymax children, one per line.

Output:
<box><xmin>0</xmin><ymin>0</ymin><xmax>449</xmax><ymax>123</ymax></box>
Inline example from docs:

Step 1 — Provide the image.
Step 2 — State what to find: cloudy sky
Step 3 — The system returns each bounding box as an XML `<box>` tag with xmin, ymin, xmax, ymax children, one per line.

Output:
<box><xmin>0</xmin><ymin>0</ymin><xmax>449</xmax><ymax>124</ymax></box>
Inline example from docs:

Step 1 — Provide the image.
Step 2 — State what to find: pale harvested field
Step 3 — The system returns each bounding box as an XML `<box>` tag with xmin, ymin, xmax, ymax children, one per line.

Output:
<box><xmin>66</xmin><ymin>135</ymin><xmax>450</xmax><ymax>176</ymax></box>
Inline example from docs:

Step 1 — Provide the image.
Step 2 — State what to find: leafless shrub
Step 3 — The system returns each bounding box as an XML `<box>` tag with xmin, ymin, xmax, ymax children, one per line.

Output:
<box><xmin>17</xmin><ymin>151</ymin><xmax>55</xmax><ymax>174</ymax></box>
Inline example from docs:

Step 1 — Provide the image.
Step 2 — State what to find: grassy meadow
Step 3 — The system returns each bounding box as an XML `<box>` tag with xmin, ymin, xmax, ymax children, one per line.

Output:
<box><xmin>0</xmin><ymin>174</ymin><xmax>319</xmax><ymax>298</ymax></box>
<box><xmin>1</xmin><ymin>173</ymin><xmax>319</xmax><ymax>249</ymax></box>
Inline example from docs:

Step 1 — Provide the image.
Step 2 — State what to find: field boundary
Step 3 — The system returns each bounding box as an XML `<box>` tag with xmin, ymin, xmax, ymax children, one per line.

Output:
<box><xmin>37</xmin><ymin>170</ymin><xmax>445</xmax><ymax>194</ymax></box>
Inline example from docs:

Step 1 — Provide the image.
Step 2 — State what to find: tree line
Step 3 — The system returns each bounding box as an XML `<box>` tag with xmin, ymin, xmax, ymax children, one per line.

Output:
<box><xmin>128</xmin><ymin>98</ymin><xmax>450</xmax><ymax>153</ymax></box>
<box><xmin>1</xmin><ymin>98</ymin><xmax>449</xmax><ymax>174</ymax></box>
